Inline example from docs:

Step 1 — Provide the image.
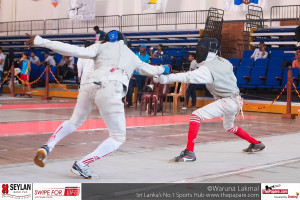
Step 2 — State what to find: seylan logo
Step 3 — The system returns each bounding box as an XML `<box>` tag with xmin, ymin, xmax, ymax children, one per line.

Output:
<box><xmin>2</xmin><ymin>184</ymin><xmax>9</xmax><ymax>194</ymax></box>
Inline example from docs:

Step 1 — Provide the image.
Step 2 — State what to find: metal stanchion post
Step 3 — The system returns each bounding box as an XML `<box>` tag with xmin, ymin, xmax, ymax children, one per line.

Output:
<box><xmin>42</xmin><ymin>64</ymin><xmax>52</xmax><ymax>100</ymax></box>
<box><xmin>282</xmin><ymin>66</ymin><xmax>297</xmax><ymax>119</ymax></box>
<box><xmin>8</xmin><ymin>64</ymin><xmax>15</xmax><ymax>97</ymax></box>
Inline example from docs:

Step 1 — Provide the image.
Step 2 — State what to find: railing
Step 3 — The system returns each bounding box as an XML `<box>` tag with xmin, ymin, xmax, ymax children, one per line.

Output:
<box><xmin>0</xmin><ymin>20</ymin><xmax>44</xmax><ymax>36</ymax></box>
<box><xmin>0</xmin><ymin>6</ymin><xmax>298</xmax><ymax>36</ymax></box>
<box><xmin>121</xmin><ymin>10</ymin><xmax>208</xmax><ymax>30</ymax></box>
<box><xmin>44</xmin><ymin>15</ymin><xmax>120</xmax><ymax>34</ymax></box>
<box><xmin>270</xmin><ymin>5</ymin><xmax>300</xmax><ymax>26</ymax></box>
<box><xmin>0</xmin><ymin>10</ymin><xmax>208</xmax><ymax>36</ymax></box>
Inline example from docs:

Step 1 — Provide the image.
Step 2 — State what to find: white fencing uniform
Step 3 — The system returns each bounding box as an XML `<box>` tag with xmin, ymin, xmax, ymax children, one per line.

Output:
<box><xmin>77</xmin><ymin>58</ymin><xmax>94</xmax><ymax>85</ymax></box>
<box><xmin>157</xmin><ymin>53</ymin><xmax>242</xmax><ymax>131</ymax></box>
<box><xmin>34</xmin><ymin>36</ymin><xmax>165</xmax><ymax>166</ymax></box>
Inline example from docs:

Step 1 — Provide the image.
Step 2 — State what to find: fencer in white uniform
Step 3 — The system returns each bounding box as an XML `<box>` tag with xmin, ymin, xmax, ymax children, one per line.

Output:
<box><xmin>27</xmin><ymin>30</ymin><xmax>170</xmax><ymax>179</ymax></box>
<box><xmin>154</xmin><ymin>38</ymin><xmax>265</xmax><ymax>162</ymax></box>
<box><xmin>77</xmin><ymin>41</ymin><xmax>95</xmax><ymax>85</ymax></box>
<box><xmin>77</xmin><ymin>57</ymin><xmax>94</xmax><ymax>85</ymax></box>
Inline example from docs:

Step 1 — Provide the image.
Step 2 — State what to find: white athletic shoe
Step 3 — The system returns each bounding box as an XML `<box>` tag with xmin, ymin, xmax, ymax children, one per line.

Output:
<box><xmin>70</xmin><ymin>161</ymin><xmax>100</xmax><ymax>179</ymax></box>
<box><xmin>34</xmin><ymin>145</ymin><xmax>49</xmax><ymax>167</ymax></box>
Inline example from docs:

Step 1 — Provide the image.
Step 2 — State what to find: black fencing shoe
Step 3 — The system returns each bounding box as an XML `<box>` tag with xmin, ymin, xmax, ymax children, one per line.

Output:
<box><xmin>170</xmin><ymin>149</ymin><xmax>196</xmax><ymax>162</ymax></box>
<box><xmin>243</xmin><ymin>141</ymin><xmax>265</xmax><ymax>153</ymax></box>
<box><xmin>34</xmin><ymin>145</ymin><xmax>49</xmax><ymax>167</ymax></box>
<box><xmin>70</xmin><ymin>161</ymin><xmax>99</xmax><ymax>179</ymax></box>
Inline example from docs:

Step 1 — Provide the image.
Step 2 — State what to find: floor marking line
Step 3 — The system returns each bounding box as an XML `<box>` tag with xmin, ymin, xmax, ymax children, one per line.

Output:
<box><xmin>173</xmin><ymin>157</ymin><xmax>300</xmax><ymax>183</ymax></box>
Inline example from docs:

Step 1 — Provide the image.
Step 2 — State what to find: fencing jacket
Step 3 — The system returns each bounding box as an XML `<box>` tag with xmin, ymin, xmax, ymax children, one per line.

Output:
<box><xmin>34</xmin><ymin>36</ymin><xmax>165</xmax><ymax>96</ymax></box>
<box><xmin>159</xmin><ymin>53</ymin><xmax>240</xmax><ymax>99</ymax></box>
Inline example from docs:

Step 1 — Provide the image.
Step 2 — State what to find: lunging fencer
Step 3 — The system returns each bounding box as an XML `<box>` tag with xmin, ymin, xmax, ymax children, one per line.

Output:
<box><xmin>25</xmin><ymin>30</ymin><xmax>170</xmax><ymax>179</ymax></box>
<box><xmin>154</xmin><ymin>38</ymin><xmax>265</xmax><ymax>162</ymax></box>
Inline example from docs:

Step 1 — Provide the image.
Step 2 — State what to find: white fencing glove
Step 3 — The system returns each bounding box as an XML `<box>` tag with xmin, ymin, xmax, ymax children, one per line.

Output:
<box><xmin>153</xmin><ymin>75</ymin><xmax>169</xmax><ymax>84</ymax></box>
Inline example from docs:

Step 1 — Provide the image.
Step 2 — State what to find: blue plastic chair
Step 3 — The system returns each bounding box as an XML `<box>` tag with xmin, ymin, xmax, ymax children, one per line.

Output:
<box><xmin>270</xmin><ymin>50</ymin><xmax>284</xmax><ymax>59</ymax></box>
<box><xmin>150</xmin><ymin>58</ymin><xmax>163</xmax><ymax>65</ymax></box>
<box><xmin>228</xmin><ymin>58</ymin><xmax>240</xmax><ymax>67</ymax></box>
<box><xmin>242</xmin><ymin>50</ymin><xmax>254</xmax><ymax>59</ymax></box>
<box><xmin>274</xmin><ymin>68</ymin><xmax>299</xmax><ymax>89</ymax></box>
<box><xmin>268</xmin><ymin>58</ymin><xmax>284</xmax><ymax>69</ymax></box>
<box><xmin>243</xmin><ymin>66</ymin><xmax>267</xmax><ymax>88</ymax></box>
<box><xmin>254</xmin><ymin>58</ymin><xmax>268</xmax><ymax>68</ymax></box>
<box><xmin>259</xmin><ymin>67</ymin><xmax>283</xmax><ymax>89</ymax></box>
<box><xmin>236</xmin><ymin>66</ymin><xmax>252</xmax><ymax>86</ymax></box>
<box><xmin>284</xmin><ymin>53</ymin><xmax>295</xmax><ymax>60</ymax></box>
<box><xmin>240</xmin><ymin>59</ymin><xmax>254</xmax><ymax>67</ymax></box>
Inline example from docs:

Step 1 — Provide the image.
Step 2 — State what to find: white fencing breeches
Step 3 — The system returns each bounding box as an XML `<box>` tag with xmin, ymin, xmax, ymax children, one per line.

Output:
<box><xmin>192</xmin><ymin>96</ymin><xmax>242</xmax><ymax>131</ymax></box>
<box><xmin>46</xmin><ymin>81</ymin><xmax>126</xmax><ymax>165</ymax></box>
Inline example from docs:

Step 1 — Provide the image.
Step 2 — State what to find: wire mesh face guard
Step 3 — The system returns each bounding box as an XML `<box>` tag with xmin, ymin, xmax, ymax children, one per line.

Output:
<box><xmin>104</xmin><ymin>30</ymin><xmax>128</xmax><ymax>46</ymax></box>
<box><xmin>196</xmin><ymin>37</ymin><xmax>219</xmax><ymax>63</ymax></box>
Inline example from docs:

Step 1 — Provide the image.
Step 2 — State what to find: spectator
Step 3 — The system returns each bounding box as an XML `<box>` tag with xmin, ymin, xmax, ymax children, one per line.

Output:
<box><xmin>39</xmin><ymin>51</ymin><xmax>56</xmax><ymax>66</ymax></box>
<box><xmin>93</xmin><ymin>26</ymin><xmax>105</xmax><ymax>42</ymax></box>
<box><xmin>0</xmin><ymin>47</ymin><xmax>6</xmax><ymax>96</ymax></box>
<box><xmin>20</xmin><ymin>53</ymin><xmax>31</xmax><ymax>96</ymax></box>
<box><xmin>77</xmin><ymin>41</ymin><xmax>94</xmax><ymax>85</ymax></box>
<box><xmin>292</xmin><ymin>49</ymin><xmax>300</xmax><ymax>68</ymax></box>
<box><xmin>250</xmin><ymin>42</ymin><xmax>268</xmax><ymax>61</ymax></box>
<box><xmin>67</xmin><ymin>56</ymin><xmax>75</xmax><ymax>71</ymax></box>
<box><xmin>151</xmin><ymin>44</ymin><xmax>164</xmax><ymax>58</ymax></box>
<box><xmin>30</xmin><ymin>51</ymin><xmax>40</xmax><ymax>65</ymax></box>
<box><xmin>186</xmin><ymin>53</ymin><xmax>198</xmax><ymax>108</ymax></box>
<box><xmin>57</xmin><ymin>56</ymin><xmax>67</xmax><ymax>67</ymax></box>
<box><xmin>134</xmin><ymin>44</ymin><xmax>150</xmax><ymax>104</ymax></box>
<box><xmin>57</xmin><ymin>56</ymin><xmax>74</xmax><ymax>79</ymax></box>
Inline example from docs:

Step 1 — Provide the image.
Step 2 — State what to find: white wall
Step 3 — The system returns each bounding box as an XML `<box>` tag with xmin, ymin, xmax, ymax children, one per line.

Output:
<box><xmin>93</xmin><ymin>0</ymin><xmax>206</xmax><ymax>16</ymax></box>
<box><xmin>0</xmin><ymin>0</ymin><xmax>69</xmax><ymax>22</ymax></box>
<box><xmin>207</xmin><ymin>0</ymin><xmax>300</xmax><ymax>21</ymax></box>
<box><xmin>0</xmin><ymin>0</ymin><xmax>299</xmax><ymax>22</ymax></box>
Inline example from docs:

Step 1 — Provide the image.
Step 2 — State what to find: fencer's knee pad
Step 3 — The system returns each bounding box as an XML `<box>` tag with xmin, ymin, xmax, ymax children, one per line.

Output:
<box><xmin>106</xmin><ymin>136</ymin><xmax>125</xmax><ymax>150</ymax></box>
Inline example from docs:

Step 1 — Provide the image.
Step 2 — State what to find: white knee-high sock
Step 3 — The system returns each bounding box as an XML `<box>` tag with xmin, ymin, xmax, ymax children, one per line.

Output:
<box><xmin>46</xmin><ymin>120</ymin><xmax>77</xmax><ymax>152</ymax></box>
<box><xmin>78</xmin><ymin>137</ymin><xmax>123</xmax><ymax>166</ymax></box>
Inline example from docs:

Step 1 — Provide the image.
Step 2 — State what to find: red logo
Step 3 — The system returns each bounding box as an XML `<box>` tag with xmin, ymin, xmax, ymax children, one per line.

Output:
<box><xmin>110</xmin><ymin>68</ymin><xmax>115</xmax><ymax>72</ymax></box>
<box><xmin>2</xmin><ymin>184</ymin><xmax>8</xmax><ymax>194</ymax></box>
<box><xmin>64</xmin><ymin>187</ymin><xmax>80</xmax><ymax>196</ymax></box>
<box><xmin>262</xmin><ymin>189</ymin><xmax>288</xmax><ymax>194</ymax></box>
